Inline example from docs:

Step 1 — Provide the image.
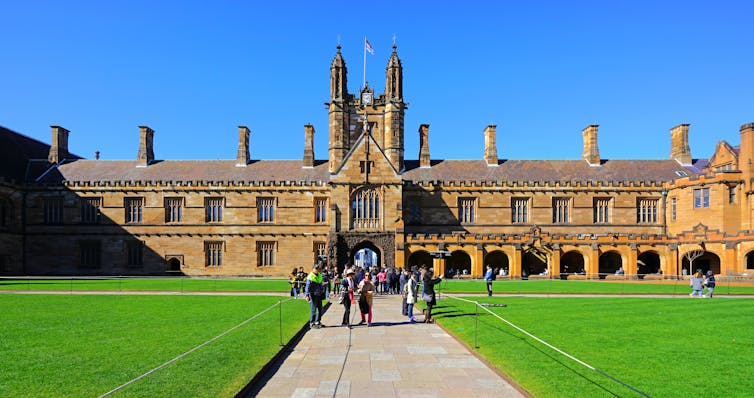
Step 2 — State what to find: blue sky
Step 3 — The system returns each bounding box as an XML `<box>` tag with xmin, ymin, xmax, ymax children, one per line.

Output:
<box><xmin>2</xmin><ymin>1</ymin><xmax>753</xmax><ymax>162</ymax></box>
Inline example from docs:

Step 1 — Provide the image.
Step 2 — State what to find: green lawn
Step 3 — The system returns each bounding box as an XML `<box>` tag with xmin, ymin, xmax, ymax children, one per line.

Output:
<box><xmin>0</xmin><ymin>277</ymin><xmax>291</xmax><ymax>293</ymax></box>
<box><xmin>431</xmin><ymin>296</ymin><xmax>754</xmax><ymax>397</ymax></box>
<box><xmin>436</xmin><ymin>278</ymin><xmax>754</xmax><ymax>295</ymax></box>
<box><xmin>0</xmin><ymin>295</ymin><xmax>310</xmax><ymax>397</ymax></box>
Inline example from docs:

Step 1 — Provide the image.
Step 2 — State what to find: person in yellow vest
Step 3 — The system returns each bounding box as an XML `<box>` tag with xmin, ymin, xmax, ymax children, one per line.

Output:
<box><xmin>305</xmin><ymin>264</ymin><xmax>325</xmax><ymax>328</ymax></box>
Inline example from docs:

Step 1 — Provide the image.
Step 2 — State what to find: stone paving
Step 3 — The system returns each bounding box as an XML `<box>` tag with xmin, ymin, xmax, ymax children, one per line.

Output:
<box><xmin>253</xmin><ymin>294</ymin><xmax>525</xmax><ymax>398</ymax></box>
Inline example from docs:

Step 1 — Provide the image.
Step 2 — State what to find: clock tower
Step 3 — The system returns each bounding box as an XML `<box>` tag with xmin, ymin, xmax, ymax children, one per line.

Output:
<box><xmin>326</xmin><ymin>44</ymin><xmax>406</xmax><ymax>174</ymax></box>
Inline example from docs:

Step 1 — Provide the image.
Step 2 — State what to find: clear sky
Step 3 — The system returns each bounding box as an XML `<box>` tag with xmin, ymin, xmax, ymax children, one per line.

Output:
<box><xmin>2</xmin><ymin>1</ymin><xmax>753</xmax><ymax>163</ymax></box>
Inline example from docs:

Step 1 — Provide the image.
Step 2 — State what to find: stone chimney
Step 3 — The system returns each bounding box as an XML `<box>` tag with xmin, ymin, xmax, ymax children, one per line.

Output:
<box><xmin>483</xmin><ymin>125</ymin><xmax>498</xmax><ymax>166</ymax></box>
<box><xmin>669</xmin><ymin>124</ymin><xmax>692</xmax><ymax>165</ymax></box>
<box><xmin>582</xmin><ymin>124</ymin><xmax>600</xmax><ymax>166</ymax></box>
<box><xmin>739</xmin><ymin>123</ymin><xmax>754</xmax><ymax>184</ymax></box>
<box><xmin>48</xmin><ymin>125</ymin><xmax>69</xmax><ymax>163</ymax></box>
<box><xmin>136</xmin><ymin>126</ymin><xmax>154</xmax><ymax>167</ymax></box>
<box><xmin>236</xmin><ymin>126</ymin><xmax>250</xmax><ymax>167</ymax></box>
<box><xmin>303</xmin><ymin>124</ymin><xmax>315</xmax><ymax>168</ymax></box>
<box><xmin>419</xmin><ymin>124</ymin><xmax>431</xmax><ymax>168</ymax></box>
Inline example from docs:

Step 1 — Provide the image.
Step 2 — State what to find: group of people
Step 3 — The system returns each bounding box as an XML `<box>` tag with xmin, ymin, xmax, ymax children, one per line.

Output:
<box><xmin>296</xmin><ymin>263</ymin><xmax>446</xmax><ymax>329</ymax></box>
<box><xmin>689</xmin><ymin>270</ymin><xmax>716</xmax><ymax>298</ymax></box>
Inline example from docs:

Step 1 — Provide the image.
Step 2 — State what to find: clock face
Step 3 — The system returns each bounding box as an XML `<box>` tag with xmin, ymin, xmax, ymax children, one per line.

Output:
<box><xmin>362</xmin><ymin>92</ymin><xmax>373</xmax><ymax>105</ymax></box>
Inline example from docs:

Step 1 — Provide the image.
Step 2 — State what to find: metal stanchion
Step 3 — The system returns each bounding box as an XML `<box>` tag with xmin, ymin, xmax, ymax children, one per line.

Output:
<box><xmin>474</xmin><ymin>301</ymin><xmax>479</xmax><ymax>349</ymax></box>
<box><xmin>278</xmin><ymin>300</ymin><xmax>283</xmax><ymax>347</ymax></box>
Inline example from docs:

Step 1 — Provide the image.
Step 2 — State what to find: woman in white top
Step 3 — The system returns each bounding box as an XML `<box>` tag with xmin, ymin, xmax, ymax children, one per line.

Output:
<box><xmin>403</xmin><ymin>272</ymin><xmax>419</xmax><ymax>322</ymax></box>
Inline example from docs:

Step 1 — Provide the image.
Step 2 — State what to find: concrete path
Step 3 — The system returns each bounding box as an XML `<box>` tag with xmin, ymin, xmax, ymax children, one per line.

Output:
<box><xmin>251</xmin><ymin>294</ymin><xmax>526</xmax><ymax>398</ymax></box>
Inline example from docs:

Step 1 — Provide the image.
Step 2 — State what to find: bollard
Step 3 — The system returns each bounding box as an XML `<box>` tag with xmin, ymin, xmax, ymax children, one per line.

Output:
<box><xmin>474</xmin><ymin>301</ymin><xmax>479</xmax><ymax>349</ymax></box>
<box><xmin>278</xmin><ymin>300</ymin><xmax>283</xmax><ymax>347</ymax></box>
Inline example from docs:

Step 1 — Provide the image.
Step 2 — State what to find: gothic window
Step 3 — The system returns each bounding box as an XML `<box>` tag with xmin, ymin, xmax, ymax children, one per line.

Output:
<box><xmin>552</xmin><ymin>197</ymin><xmax>570</xmax><ymax>223</ymax></box>
<box><xmin>165</xmin><ymin>197</ymin><xmax>183</xmax><ymax>223</ymax></box>
<box><xmin>79</xmin><ymin>240</ymin><xmax>101</xmax><ymax>268</ymax></box>
<box><xmin>729</xmin><ymin>186</ymin><xmax>736</xmax><ymax>204</ymax></box>
<box><xmin>351</xmin><ymin>188</ymin><xmax>380</xmax><ymax>229</ymax></box>
<box><xmin>257</xmin><ymin>197</ymin><xmax>276</xmax><ymax>223</ymax></box>
<box><xmin>359</xmin><ymin>161</ymin><xmax>374</xmax><ymax>174</ymax></box>
<box><xmin>44</xmin><ymin>197</ymin><xmax>64</xmax><ymax>225</ymax></box>
<box><xmin>407</xmin><ymin>199</ymin><xmax>422</xmax><ymax>225</ymax></box>
<box><xmin>458</xmin><ymin>198</ymin><xmax>476</xmax><ymax>224</ymax></box>
<box><xmin>257</xmin><ymin>241</ymin><xmax>276</xmax><ymax>266</ymax></box>
<box><xmin>693</xmin><ymin>188</ymin><xmax>710</xmax><ymax>208</ymax></box>
<box><xmin>593</xmin><ymin>197</ymin><xmax>610</xmax><ymax>224</ymax></box>
<box><xmin>511</xmin><ymin>197</ymin><xmax>529</xmax><ymax>224</ymax></box>
<box><xmin>315</xmin><ymin>198</ymin><xmax>328</xmax><ymax>223</ymax></box>
<box><xmin>671</xmin><ymin>197</ymin><xmax>677</xmax><ymax>221</ymax></box>
<box><xmin>205</xmin><ymin>197</ymin><xmax>224</xmax><ymax>223</ymax></box>
<box><xmin>205</xmin><ymin>241</ymin><xmax>224</xmax><ymax>267</ymax></box>
<box><xmin>80</xmin><ymin>197</ymin><xmax>101</xmax><ymax>224</ymax></box>
<box><xmin>314</xmin><ymin>242</ymin><xmax>326</xmax><ymax>264</ymax></box>
<box><xmin>126</xmin><ymin>240</ymin><xmax>144</xmax><ymax>267</ymax></box>
<box><xmin>637</xmin><ymin>198</ymin><xmax>659</xmax><ymax>224</ymax></box>
<box><xmin>124</xmin><ymin>197</ymin><xmax>143</xmax><ymax>224</ymax></box>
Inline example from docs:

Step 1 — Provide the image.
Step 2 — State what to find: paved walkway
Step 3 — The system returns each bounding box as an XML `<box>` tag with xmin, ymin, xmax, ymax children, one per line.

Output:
<box><xmin>251</xmin><ymin>294</ymin><xmax>525</xmax><ymax>398</ymax></box>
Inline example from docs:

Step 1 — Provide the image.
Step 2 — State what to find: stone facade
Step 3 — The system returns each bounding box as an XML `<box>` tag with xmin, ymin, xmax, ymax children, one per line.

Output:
<box><xmin>2</xmin><ymin>47</ymin><xmax>754</xmax><ymax>278</ymax></box>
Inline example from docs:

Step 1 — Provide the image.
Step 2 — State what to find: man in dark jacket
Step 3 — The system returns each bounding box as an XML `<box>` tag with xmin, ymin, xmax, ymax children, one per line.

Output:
<box><xmin>704</xmin><ymin>270</ymin><xmax>716</xmax><ymax>298</ymax></box>
<box><xmin>305</xmin><ymin>264</ymin><xmax>325</xmax><ymax>328</ymax></box>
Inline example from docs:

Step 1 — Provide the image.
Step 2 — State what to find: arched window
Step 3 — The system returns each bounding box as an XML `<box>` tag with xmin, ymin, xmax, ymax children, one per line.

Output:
<box><xmin>351</xmin><ymin>188</ymin><xmax>380</xmax><ymax>229</ymax></box>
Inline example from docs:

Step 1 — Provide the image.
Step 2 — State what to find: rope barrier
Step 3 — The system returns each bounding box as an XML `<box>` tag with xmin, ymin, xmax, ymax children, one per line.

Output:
<box><xmin>99</xmin><ymin>298</ymin><xmax>293</xmax><ymax>397</ymax></box>
<box><xmin>445</xmin><ymin>294</ymin><xmax>651</xmax><ymax>397</ymax></box>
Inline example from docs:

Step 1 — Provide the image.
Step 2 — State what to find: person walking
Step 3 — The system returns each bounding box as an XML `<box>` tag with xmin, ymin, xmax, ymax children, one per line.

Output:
<box><xmin>358</xmin><ymin>273</ymin><xmax>376</xmax><ymax>326</ymax></box>
<box><xmin>703</xmin><ymin>270</ymin><xmax>716</xmax><ymax>298</ymax></box>
<box><xmin>404</xmin><ymin>271</ymin><xmax>419</xmax><ymax>322</ymax></box>
<box><xmin>422</xmin><ymin>268</ymin><xmax>443</xmax><ymax>323</ymax></box>
<box><xmin>305</xmin><ymin>264</ymin><xmax>326</xmax><ymax>328</ymax></box>
<box><xmin>341</xmin><ymin>268</ymin><xmax>356</xmax><ymax>327</ymax></box>
<box><xmin>484</xmin><ymin>264</ymin><xmax>494</xmax><ymax>297</ymax></box>
<box><xmin>689</xmin><ymin>270</ymin><xmax>704</xmax><ymax>298</ymax></box>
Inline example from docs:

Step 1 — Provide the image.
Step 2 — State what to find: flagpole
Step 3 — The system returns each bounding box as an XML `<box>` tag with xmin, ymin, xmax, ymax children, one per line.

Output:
<box><xmin>363</xmin><ymin>37</ymin><xmax>367</xmax><ymax>89</ymax></box>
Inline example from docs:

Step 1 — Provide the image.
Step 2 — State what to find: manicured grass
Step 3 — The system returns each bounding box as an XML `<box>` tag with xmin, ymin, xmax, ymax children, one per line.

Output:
<box><xmin>0</xmin><ymin>277</ymin><xmax>291</xmax><ymax>293</ymax></box>
<box><xmin>0</xmin><ymin>295</ymin><xmax>310</xmax><ymax>397</ymax></box>
<box><xmin>436</xmin><ymin>278</ymin><xmax>754</xmax><ymax>295</ymax></box>
<box><xmin>431</xmin><ymin>296</ymin><xmax>754</xmax><ymax>397</ymax></box>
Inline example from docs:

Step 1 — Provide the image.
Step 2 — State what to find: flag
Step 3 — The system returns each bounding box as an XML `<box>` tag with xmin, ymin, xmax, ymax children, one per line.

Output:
<box><xmin>365</xmin><ymin>38</ymin><xmax>375</xmax><ymax>55</ymax></box>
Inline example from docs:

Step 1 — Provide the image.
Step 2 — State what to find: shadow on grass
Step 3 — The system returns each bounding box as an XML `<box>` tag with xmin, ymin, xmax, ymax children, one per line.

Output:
<box><xmin>433</xmin><ymin>301</ymin><xmax>627</xmax><ymax>398</ymax></box>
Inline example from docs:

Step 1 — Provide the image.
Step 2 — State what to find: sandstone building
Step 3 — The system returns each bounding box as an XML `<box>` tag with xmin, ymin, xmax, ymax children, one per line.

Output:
<box><xmin>2</xmin><ymin>45</ymin><xmax>754</xmax><ymax>278</ymax></box>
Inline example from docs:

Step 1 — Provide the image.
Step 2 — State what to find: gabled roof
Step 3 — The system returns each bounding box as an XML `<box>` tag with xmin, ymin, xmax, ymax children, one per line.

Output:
<box><xmin>332</xmin><ymin>130</ymin><xmax>400</xmax><ymax>176</ymax></box>
<box><xmin>0</xmin><ymin>125</ymin><xmax>81</xmax><ymax>183</ymax></box>
<box><xmin>402</xmin><ymin>159</ymin><xmax>705</xmax><ymax>183</ymax></box>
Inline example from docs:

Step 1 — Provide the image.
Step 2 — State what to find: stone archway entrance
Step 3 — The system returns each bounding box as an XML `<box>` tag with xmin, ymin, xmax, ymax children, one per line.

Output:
<box><xmin>522</xmin><ymin>248</ymin><xmax>547</xmax><ymax>277</ymax></box>
<box><xmin>447</xmin><ymin>250</ymin><xmax>471</xmax><ymax>277</ymax></box>
<box><xmin>682</xmin><ymin>252</ymin><xmax>721</xmax><ymax>275</ymax></box>
<box><xmin>327</xmin><ymin>232</ymin><xmax>395</xmax><ymax>274</ymax></box>
<box><xmin>560</xmin><ymin>251</ymin><xmax>585</xmax><ymax>277</ymax></box>
<box><xmin>599</xmin><ymin>251</ymin><xmax>622</xmax><ymax>278</ymax></box>
<box><xmin>351</xmin><ymin>241</ymin><xmax>381</xmax><ymax>270</ymax></box>
<box><xmin>638</xmin><ymin>251</ymin><xmax>661</xmax><ymax>276</ymax></box>
<box><xmin>484</xmin><ymin>251</ymin><xmax>509</xmax><ymax>276</ymax></box>
<box><xmin>166</xmin><ymin>256</ymin><xmax>183</xmax><ymax>275</ymax></box>
<box><xmin>407</xmin><ymin>250</ymin><xmax>433</xmax><ymax>270</ymax></box>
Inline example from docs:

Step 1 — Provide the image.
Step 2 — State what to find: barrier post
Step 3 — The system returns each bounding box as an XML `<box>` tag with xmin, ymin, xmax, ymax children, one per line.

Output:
<box><xmin>278</xmin><ymin>300</ymin><xmax>284</xmax><ymax>347</ymax></box>
<box><xmin>474</xmin><ymin>301</ymin><xmax>479</xmax><ymax>349</ymax></box>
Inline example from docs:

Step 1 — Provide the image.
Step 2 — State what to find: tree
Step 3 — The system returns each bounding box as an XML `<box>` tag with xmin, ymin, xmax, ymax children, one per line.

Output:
<box><xmin>684</xmin><ymin>248</ymin><xmax>705</xmax><ymax>276</ymax></box>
